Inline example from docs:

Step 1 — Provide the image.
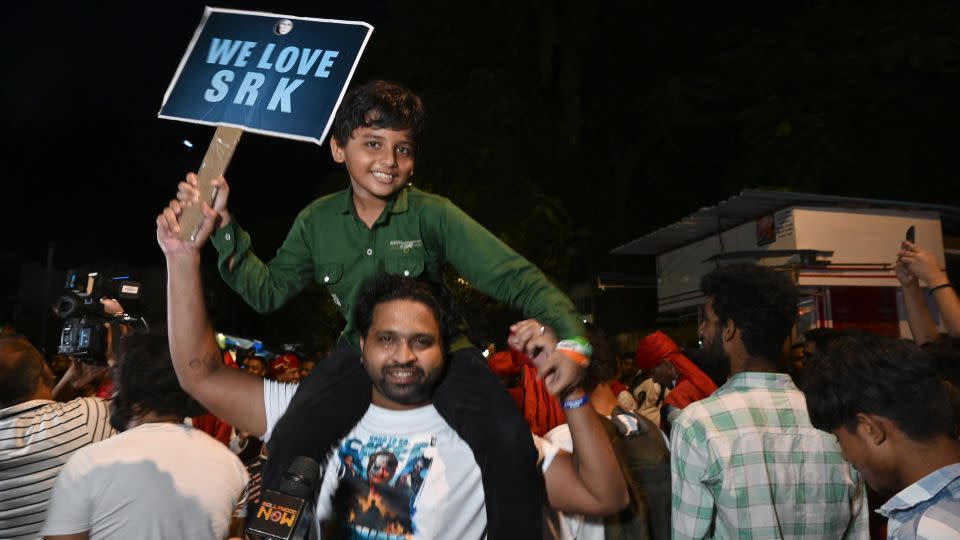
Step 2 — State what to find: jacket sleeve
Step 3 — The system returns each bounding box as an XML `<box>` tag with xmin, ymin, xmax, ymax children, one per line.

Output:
<box><xmin>434</xmin><ymin>200</ymin><xmax>586</xmax><ymax>340</ymax></box>
<box><xmin>209</xmin><ymin>213</ymin><xmax>314</xmax><ymax>314</ymax></box>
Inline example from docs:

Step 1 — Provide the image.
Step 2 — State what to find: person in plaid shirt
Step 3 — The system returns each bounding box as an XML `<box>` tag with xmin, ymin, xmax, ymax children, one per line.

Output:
<box><xmin>670</xmin><ymin>264</ymin><xmax>869</xmax><ymax>539</ymax></box>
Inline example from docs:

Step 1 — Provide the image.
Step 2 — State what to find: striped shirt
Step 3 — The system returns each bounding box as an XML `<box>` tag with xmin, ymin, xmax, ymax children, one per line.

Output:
<box><xmin>0</xmin><ymin>398</ymin><xmax>115</xmax><ymax>539</ymax></box>
<box><xmin>880</xmin><ymin>463</ymin><xmax>960</xmax><ymax>539</ymax></box>
<box><xmin>670</xmin><ymin>372</ymin><xmax>869</xmax><ymax>539</ymax></box>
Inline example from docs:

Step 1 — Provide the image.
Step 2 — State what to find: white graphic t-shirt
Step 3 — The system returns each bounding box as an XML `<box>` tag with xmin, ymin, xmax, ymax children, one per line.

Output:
<box><xmin>265</xmin><ymin>380</ymin><xmax>518</xmax><ymax>539</ymax></box>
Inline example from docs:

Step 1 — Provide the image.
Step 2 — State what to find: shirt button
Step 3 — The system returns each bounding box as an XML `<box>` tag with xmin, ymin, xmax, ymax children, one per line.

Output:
<box><xmin>323</xmin><ymin>276</ymin><xmax>330</xmax><ymax>283</ymax></box>
<box><xmin>224</xmin><ymin>233</ymin><xmax>231</xmax><ymax>241</ymax></box>
<box><xmin>366</xmin><ymin>249</ymin><xmax>373</xmax><ymax>256</ymax></box>
<box><xmin>403</xmin><ymin>270</ymin><xmax>410</xmax><ymax>276</ymax></box>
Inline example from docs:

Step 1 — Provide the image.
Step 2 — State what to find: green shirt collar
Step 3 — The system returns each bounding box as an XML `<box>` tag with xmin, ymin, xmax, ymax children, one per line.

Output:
<box><xmin>340</xmin><ymin>184</ymin><xmax>411</xmax><ymax>218</ymax></box>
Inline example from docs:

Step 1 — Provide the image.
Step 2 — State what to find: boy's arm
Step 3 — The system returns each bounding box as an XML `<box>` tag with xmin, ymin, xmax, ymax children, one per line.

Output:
<box><xmin>437</xmin><ymin>202</ymin><xmax>587</xmax><ymax>393</ymax></box>
<box><xmin>436</xmin><ymin>201</ymin><xmax>585</xmax><ymax>340</ymax></box>
<box><xmin>157</xmin><ymin>198</ymin><xmax>268</xmax><ymax>437</ymax></box>
<box><xmin>210</xmin><ymin>214</ymin><xmax>315</xmax><ymax>314</ymax></box>
<box><xmin>181</xmin><ymin>174</ymin><xmax>314</xmax><ymax>314</ymax></box>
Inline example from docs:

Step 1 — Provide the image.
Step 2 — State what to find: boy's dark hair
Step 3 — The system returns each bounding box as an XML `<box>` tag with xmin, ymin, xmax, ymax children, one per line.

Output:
<box><xmin>110</xmin><ymin>333</ymin><xmax>206</xmax><ymax>431</ymax></box>
<box><xmin>805</xmin><ymin>334</ymin><xmax>955</xmax><ymax>440</ymax></box>
<box><xmin>331</xmin><ymin>80</ymin><xmax>425</xmax><ymax>146</ymax></box>
<box><xmin>700</xmin><ymin>264</ymin><xmax>798</xmax><ymax>364</ymax></box>
<box><xmin>582</xmin><ymin>324</ymin><xmax>617</xmax><ymax>392</ymax></box>
<box><xmin>353</xmin><ymin>274</ymin><xmax>456</xmax><ymax>351</ymax></box>
<box><xmin>0</xmin><ymin>336</ymin><xmax>45</xmax><ymax>408</ymax></box>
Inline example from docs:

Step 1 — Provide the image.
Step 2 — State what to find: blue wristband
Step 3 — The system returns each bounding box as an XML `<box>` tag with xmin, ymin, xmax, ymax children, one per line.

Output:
<box><xmin>562</xmin><ymin>393</ymin><xmax>590</xmax><ymax>410</ymax></box>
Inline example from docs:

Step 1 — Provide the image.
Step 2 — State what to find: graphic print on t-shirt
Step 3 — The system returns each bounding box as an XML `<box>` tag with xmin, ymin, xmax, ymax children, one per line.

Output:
<box><xmin>334</xmin><ymin>433</ymin><xmax>436</xmax><ymax>539</ymax></box>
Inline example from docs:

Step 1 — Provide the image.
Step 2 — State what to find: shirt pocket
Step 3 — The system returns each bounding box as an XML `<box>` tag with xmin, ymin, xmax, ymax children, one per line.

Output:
<box><xmin>384</xmin><ymin>257</ymin><xmax>425</xmax><ymax>278</ymax></box>
<box><xmin>316</xmin><ymin>263</ymin><xmax>344</xmax><ymax>285</ymax></box>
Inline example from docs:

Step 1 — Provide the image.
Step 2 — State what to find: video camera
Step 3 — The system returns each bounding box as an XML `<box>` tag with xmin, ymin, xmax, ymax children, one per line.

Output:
<box><xmin>52</xmin><ymin>270</ymin><xmax>145</xmax><ymax>364</ymax></box>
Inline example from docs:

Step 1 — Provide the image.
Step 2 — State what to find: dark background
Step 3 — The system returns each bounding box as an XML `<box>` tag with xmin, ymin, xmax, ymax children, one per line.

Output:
<box><xmin>3</xmin><ymin>1</ymin><xmax>960</xmax><ymax>354</ymax></box>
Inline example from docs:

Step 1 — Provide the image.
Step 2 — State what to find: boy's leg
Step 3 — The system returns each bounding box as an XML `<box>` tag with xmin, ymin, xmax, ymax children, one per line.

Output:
<box><xmin>262</xmin><ymin>341</ymin><xmax>372</xmax><ymax>490</ymax></box>
<box><xmin>432</xmin><ymin>346</ymin><xmax>543</xmax><ymax>539</ymax></box>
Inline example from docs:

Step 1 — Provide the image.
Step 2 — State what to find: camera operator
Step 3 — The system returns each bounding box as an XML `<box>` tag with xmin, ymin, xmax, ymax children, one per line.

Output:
<box><xmin>0</xmin><ymin>335</ymin><xmax>117</xmax><ymax>540</ymax></box>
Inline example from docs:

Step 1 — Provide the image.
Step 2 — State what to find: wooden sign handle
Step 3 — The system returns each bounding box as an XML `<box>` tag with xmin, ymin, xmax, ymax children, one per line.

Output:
<box><xmin>178</xmin><ymin>126</ymin><xmax>244</xmax><ymax>242</ymax></box>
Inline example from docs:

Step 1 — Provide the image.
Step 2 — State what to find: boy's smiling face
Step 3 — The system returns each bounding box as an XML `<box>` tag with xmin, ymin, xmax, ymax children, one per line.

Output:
<box><xmin>331</xmin><ymin>126</ymin><xmax>416</xmax><ymax>201</ymax></box>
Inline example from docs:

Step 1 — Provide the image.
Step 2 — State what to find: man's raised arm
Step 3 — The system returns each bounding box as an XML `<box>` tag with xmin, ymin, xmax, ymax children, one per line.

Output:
<box><xmin>157</xmin><ymin>194</ymin><xmax>268</xmax><ymax>436</ymax></box>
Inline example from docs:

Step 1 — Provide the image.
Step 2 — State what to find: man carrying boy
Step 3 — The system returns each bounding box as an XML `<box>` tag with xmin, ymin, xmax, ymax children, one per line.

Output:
<box><xmin>155</xmin><ymin>197</ymin><xmax>629</xmax><ymax>537</ymax></box>
<box><xmin>168</xmin><ymin>80</ymin><xmax>589</xmax><ymax>536</ymax></box>
<box><xmin>805</xmin><ymin>335</ymin><xmax>960</xmax><ymax>539</ymax></box>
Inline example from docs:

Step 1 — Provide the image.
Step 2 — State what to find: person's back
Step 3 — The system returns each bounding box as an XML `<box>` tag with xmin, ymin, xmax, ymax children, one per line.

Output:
<box><xmin>40</xmin><ymin>334</ymin><xmax>248</xmax><ymax>539</ymax></box>
<box><xmin>673</xmin><ymin>373</ymin><xmax>865</xmax><ymax>538</ymax></box>
<box><xmin>43</xmin><ymin>422</ymin><xmax>247</xmax><ymax>539</ymax></box>
<box><xmin>671</xmin><ymin>264</ymin><xmax>868</xmax><ymax>539</ymax></box>
<box><xmin>608</xmin><ymin>412</ymin><xmax>670</xmax><ymax>540</ymax></box>
<box><xmin>0</xmin><ymin>337</ymin><xmax>115</xmax><ymax>540</ymax></box>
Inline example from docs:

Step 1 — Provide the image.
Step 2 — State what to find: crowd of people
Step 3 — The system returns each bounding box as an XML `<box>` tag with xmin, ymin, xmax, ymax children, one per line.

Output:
<box><xmin>1</xmin><ymin>78</ymin><xmax>959</xmax><ymax>540</ymax></box>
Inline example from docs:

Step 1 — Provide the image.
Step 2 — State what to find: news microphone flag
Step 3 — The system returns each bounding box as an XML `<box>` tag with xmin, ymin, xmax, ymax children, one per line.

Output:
<box><xmin>246</xmin><ymin>456</ymin><xmax>319</xmax><ymax>540</ymax></box>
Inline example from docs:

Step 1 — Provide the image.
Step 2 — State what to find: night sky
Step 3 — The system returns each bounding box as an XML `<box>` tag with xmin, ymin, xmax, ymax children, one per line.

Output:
<box><xmin>4</xmin><ymin>1</ymin><xmax>960</xmax><ymax>348</ymax></box>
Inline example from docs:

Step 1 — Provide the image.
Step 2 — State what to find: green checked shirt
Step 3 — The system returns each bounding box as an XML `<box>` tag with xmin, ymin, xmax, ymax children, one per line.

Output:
<box><xmin>209</xmin><ymin>184</ymin><xmax>585</xmax><ymax>350</ymax></box>
<box><xmin>670</xmin><ymin>372</ymin><xmax>869</xmax><ymax>540</ymax></box>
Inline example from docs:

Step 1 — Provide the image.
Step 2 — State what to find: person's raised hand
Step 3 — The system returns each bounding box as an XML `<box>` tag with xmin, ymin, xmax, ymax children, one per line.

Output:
<box><xmin>156</xmin><ymin>193</ymin><xmax>220</xmax><ymax>258</ymax></box>
<box><xmin>537</xmin><ymin>350</ymin><xmax>586</xmax><ymax>398</ymax></box>
<box><xmin>64</xmin><ymin>357</ymin><xmax>108</xmax><ymax>389</ymax></box>
<box><xmin>508</xmin><ymin>318</ymin><xmax>557</xmax><ymax>359</ymax></box>
<box><xmin>894</xmin><ymin>259</ymin><xmax>918</xmax><ymax>288</ymax></box>
<box><xmin>177</xmin><ymin>173</ymin><xmax>232</xmax><ymax>229</ymax></box>
<box><xmin>898</xmin><ymin>241</ymin><xmax>948</xmax><ymax>287</ymax></box>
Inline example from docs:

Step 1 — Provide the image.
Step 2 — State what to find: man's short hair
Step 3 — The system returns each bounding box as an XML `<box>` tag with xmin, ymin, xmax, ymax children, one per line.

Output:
<box><xmin>110</xmin><ymin>333</ymin><xmax>206</xmax><ymax>431</ymax></box>
<box><xmin>353</xmin><ymin>274</ymin><xmax>456</xmax><ymax>350</ymax></box>
<box><xmin>805</xmin><ymin>334</ymin><xmax>955</xmax><ymax>440</ymax></box>
<box><xmin>331</xmin><ymin>80</ymin><xmax>426</xmax><ymax>146</ymax></box>
<box><xmin>700</xmin><ymin>264</ymin><xmax>798</xmax><ymax>363</ymax></box>
<box><xmin>0</xmin><ymin>336</ymin><xmax>46</xmax><ymax>408</ymax></box>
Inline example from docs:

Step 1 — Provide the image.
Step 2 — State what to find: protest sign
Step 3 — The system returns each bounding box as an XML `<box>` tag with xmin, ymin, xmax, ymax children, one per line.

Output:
<box><xmin>159</xmin><ymin>7</ymin><xmax>373</xmax><ymax>240</ymax></box>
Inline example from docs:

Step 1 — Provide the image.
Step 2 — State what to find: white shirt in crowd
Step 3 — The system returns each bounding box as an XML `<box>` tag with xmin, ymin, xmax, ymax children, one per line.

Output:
<box><xmin>263</xmin><ymin>379</ymin><xmax>559</xmax><ymax>540</ymax></box>
<box><xmin>41</xmin><ymin>422</ymin><xmax>249</xmax><ymax>539</ymax></box>
<box><xmin>0</xmin><ymin>397</ymin><xmax>115</xmax><ymax>540</ymax></box>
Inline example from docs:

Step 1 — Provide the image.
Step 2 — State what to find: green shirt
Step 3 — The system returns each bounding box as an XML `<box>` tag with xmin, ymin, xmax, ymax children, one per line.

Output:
<box><xmin>210</xmin><ymin>185</ymin><xmax>585</xmax><ymax>350</ymax></box>
<box><xmin>669</xmin><ymin>372</ymin><xmax>869</xmax><ymax>540</ymax></box>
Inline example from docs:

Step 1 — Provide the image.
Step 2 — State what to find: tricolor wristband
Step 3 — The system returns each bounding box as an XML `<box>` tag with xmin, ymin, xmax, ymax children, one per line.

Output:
<box><xmin>562</xmin><ymin>393</ymin><xmax>590</xmax><ymax>410</ymax></box>
<box><xmin>556</xmin><ymin>337</ymin><xmax>592</xmax><ymax>368</ymax></box>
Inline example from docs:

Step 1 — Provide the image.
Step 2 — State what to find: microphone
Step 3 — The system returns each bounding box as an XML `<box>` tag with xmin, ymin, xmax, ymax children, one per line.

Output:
<box><xmin>246</xmin><ymin>456</ymin><xmax>320</xmax><ymax>540</ymax></box>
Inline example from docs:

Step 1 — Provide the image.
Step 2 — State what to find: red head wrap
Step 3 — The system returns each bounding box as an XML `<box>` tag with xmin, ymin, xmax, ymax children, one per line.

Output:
<box><xmin>269</xmin><ymin>353</ymin><xmax>300</xmax><ymax>377</ymax></box>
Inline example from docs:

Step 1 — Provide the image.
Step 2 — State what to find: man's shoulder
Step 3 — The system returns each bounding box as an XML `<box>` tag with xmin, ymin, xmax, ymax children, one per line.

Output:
<box><xmin>1</xmin><ymin>397</ymin><xmax>107</xmax><ymax>429</ymax></box>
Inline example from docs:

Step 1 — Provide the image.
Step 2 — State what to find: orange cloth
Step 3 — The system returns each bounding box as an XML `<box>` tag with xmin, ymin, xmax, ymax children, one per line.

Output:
<box><xmin>191</xmin><ymin>412</ymin><xmax>233</xmax><ymax>446</ymax></box>
<box><xmin>488</xmin><ymin>349</ymin><xmax>565</xmax><ymax>436</ymax></box>
<box><xmin>636</xmin><ymin>331</ymin><xmax>718</xmax><ymax>410</ymax></box>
